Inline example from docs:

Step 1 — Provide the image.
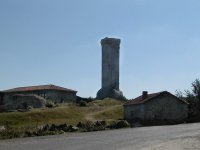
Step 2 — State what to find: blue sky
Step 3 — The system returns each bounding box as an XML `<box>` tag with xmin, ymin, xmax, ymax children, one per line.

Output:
<box><xmin>1</xmin><ymin>0</ymin><xmax>200</xmax><ymax>99</ymax></box>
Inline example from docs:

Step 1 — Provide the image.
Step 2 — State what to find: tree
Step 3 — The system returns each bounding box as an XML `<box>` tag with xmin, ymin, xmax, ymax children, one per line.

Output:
<box><xmin>191</xmin><ymin>79</ymin><xmax>200</xmax><ymax>101</ymax></box>
<box><xmin>176</xmin><ymin>79</ymin><xmax>200</xmax><ymax>122</ymax></box>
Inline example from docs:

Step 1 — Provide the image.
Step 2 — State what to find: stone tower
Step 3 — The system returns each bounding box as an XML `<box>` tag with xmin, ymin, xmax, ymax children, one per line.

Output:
<box><xmin>96</xmin><ymin>37</ymin><xmax>124</xmax><ymax>100</ymax></box>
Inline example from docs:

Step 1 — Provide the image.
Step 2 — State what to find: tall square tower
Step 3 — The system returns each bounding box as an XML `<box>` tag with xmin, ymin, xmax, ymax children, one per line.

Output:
<box><xmin>96</xmin><ymin>37</ymin><xmax>125</xmax><ymax>100</ymax></box>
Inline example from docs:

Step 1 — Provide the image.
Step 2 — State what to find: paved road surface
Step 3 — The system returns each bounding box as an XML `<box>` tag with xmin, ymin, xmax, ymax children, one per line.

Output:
<box><xmin>1</xmin><ymin>123</ymin><xmax>200</xmax><ymax>150</ymax></box>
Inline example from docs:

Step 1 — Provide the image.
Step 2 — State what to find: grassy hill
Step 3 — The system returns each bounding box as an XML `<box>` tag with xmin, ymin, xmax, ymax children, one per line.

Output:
<box><xmin>0</xmin><ymin>98</ymin><xmax>125</xmax><ymax>131</ymax></box>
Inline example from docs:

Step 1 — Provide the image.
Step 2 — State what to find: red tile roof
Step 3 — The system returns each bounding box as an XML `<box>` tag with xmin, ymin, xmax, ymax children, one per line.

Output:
<box><xmin>124</xmin><ymin>91</ymin><xmax>188</xmax><ymax>106</ymax></box>
<box><xmin>3</xmin><ymin>84</ymin><xmax>77</xmax><ymax>93</ymax></box>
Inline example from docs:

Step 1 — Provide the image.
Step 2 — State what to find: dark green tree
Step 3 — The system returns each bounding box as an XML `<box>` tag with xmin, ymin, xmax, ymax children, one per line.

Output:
<box><xmin>176</xmin><ymin>79</ymin><xmax>200</xmax><ymax>122</ymax></box>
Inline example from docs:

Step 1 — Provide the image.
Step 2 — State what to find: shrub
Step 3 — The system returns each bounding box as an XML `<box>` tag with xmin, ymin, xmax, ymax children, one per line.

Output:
<box><xmin>47</xmin><ymin>123</ymin><xmax>68</xmax><ymax>132</ymax></box>
<box><xmin>107</xmin><ymin>120</ymin><xmax>130</xmax><ymax>129</ymax></box>
<box><xmin>78</xmin><ymin>121</ymin><xmax>105</xmax><ymax>132</ymax></box>
<box><xmin>76</xmin><ymin>122</ymin><xmax>86</xmax><ymax>128</ymax></box>
<box><xmin>76</xmin><ymin>96</ymin><xmax>94</xmax><ymax>103</ymax></box>
<box><xmin>79</xmin><ymin>100</ymin><xmax>87</xmax><ymax>107</ymax></box>
<box><xmin>24</xmin><ymin>130</ymin><xmax>34</xmax><ymax>137</ymax></box>
<box><xmin>85</xmin><ymin>121</ymin><xmax>94</xmax><ymax>129</ymax></box>
<box><xmin>34</xmin><ymin>130</ymin><xmax>64</xmax><ymax>136</ymax></box>
<box><xmin>116</xmin><ymin>120</ymin><xmax>130</xmax><ymax>128</ymax></box>
<box><xmin>107</xmin><ymin>121</ymin><xmax>117</xmax><ymax>129</ymax></box>
<box><xmin>176</xmin><ymin>79</ymin><xmax>200</xmax><ymax>122</ymax></box>
<box><xmin>94</xmin><ymin>121</ymin><xmax>105</xmax><ymax>131</ymax></box>
<box><xmin>0</xmin><ymin>129</ymin><xmax>22</xmax><ymax>139</ymax></box>
<box><xmin>99</xmin><ymin>121</ymin><xmax>107</xmax><ymax>126</ymax></box>
<box><xmin>33</xmin><ymin>124</ymin><xmax>68</xmax><ymax>136</ymax></box>
<box><xmin>46</xmin><ymin>100</ymin><xmax>55</xmax><ymax>108</ymax></box>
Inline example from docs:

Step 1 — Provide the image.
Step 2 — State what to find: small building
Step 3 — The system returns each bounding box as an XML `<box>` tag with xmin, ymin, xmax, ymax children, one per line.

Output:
<box><xmin>124</xmin><ymin>91</ymin><xmax>188</xmax><ymax>124</ymax></box>
<box><xmin>0</xmin><ymin>84</ymin><xmax>77</xmax><ymax>111</ymax></box>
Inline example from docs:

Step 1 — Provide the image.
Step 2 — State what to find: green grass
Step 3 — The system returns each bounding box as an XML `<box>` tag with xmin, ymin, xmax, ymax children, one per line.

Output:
<box><xmin>89</xmin><ymin>98</ymin><xmax>125</xmax><ymax>107</ymax></box>
<box><xmin>94</xmin><ymin>105</ymin><xmax>124</xmax><ymax>121</ymax></box>
<box><xmin>0</xmin><ymin>106</ymin><xmax>84</xmax><ymax>128</ymax></box>
<box><xmin>0</xmin><ymin>99</ymin><xmax>126</xmax><ymax>133</ymax></box>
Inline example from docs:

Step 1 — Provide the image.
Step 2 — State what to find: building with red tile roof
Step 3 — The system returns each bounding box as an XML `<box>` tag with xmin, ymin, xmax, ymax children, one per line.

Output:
<box><xmin>3</xmin><ymin>84</ymin><xmax>76</xmax><ymax>93</ymax></box>
<box><xmin>0</xmin><ymin>84</ymin><xmax>77</xmax><ymax>111</ymax></box>
<box><xmin>124</xmin><ymin>91</ymin><xmax>188</xmax><ymax>124</ymax></box>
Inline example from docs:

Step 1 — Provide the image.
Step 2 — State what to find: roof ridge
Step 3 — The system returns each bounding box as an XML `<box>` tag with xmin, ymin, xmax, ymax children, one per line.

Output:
<box><xmin>6</xmin><ymin>84</ymin><xmax>54</xmax><ymax>89</ymax></box>
<box><xmin>124</xmin><ymin>91</ymin><xmax>171</xmax><ymax>106</ymax></box>
<box><xmin>2</xmin><ymin>84</ymin><xmax>77</xmax><ymax>93</ymax></box>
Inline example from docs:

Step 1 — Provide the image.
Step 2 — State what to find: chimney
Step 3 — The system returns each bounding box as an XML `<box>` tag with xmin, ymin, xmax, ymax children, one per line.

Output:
<box><xmin>142</xmin><ymin>91</ymin><xmax>148</xmax><ymax>100</ymax></box>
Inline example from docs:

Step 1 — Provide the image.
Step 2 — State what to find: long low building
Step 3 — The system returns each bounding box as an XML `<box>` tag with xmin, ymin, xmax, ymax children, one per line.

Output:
<box><xmin>0</xmin><ymin>84</ymin><xmax>77</xmax><ymax>111</ymax></box>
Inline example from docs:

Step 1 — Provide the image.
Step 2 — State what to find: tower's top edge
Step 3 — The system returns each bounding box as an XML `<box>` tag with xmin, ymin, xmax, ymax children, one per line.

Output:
<box><xmin>101</xmin><ymin>37</ymin><xmax>121</xmax><ymax>45</ymax></box>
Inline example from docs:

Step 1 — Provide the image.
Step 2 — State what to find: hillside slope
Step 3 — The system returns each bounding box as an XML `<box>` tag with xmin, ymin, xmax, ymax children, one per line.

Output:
<box><xmin>0</xmin><ymin>98</ymin><xmax>125</xmax><ymax>130</ymax></box>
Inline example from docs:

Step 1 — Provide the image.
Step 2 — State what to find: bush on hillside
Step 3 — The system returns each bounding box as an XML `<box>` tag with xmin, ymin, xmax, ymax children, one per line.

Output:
<box><xmin>76</xmin><ymin>122</ymin><xmax>86</xmax><ymax>128</ymax></box>
<box><xmin>45</xmin><ymin>101</ymin><xmax>55</xmax><ymax>108</ymax></box>
<box><xmin>79</xmin><ymin>100</ymin><xmax>87</xmax><ymax>107</ymax></box>
<box><xmin>0</xmin><ymin>128</ymin><xmax>22</xmax><ymax>139</ymax></box>
<box><xmin>107</xmin><ymin>120</ymin><xmax>130</xmax><ymax>129</ymax></box>
<box><xmin>76</xmin><ymin>96</ymin><xmax>94</xmax><ymax>103</ymax></box>
<box><xmin>49</xmin><ymin>124</ymin><xmax>68</xmax><ymax>132</ymax></box>
<box><xmin>77</xmin><ymin>121</ymin><xmax>106</xmax><ymax>132</ymax></box>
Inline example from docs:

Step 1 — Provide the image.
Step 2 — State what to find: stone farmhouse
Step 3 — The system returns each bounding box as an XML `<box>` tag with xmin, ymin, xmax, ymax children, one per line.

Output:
<box><xmin>0</xmin><ymin>84</ymin><xmax>77</xmax><ymax>111</ymax></box>
<box><xmin>124</xmin><ymin>91</ymin><xmax>188</xmax><ymax>124</ymax></box>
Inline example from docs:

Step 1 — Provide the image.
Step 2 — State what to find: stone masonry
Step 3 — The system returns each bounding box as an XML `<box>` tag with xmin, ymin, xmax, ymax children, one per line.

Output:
<box><xmin>97</xmin><ymin>37</ymin><xmax>125</xmax><ymax>100</ymax></box>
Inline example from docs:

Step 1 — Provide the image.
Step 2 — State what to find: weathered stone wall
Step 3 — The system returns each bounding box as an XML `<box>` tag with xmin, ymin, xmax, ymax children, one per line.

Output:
<box><xmin>3</xmin><ymin>90</ymin><xmax>76</xmax><ymax>104</ymax></box>
<box><xmin>1</xmin><ymin>94</ymin><xmax>46</xmax><ymax>111</ymax></box>
<box><xmin>97</xmin><ymin>37</ymin><xmax>125</xmax><ymax>100</ymax></box>
<box><xmin>3</xmin><ymin>91</ymin><xmax>45</xmax><ymax>105</ymax></box>
<box><xmin>45</xmin><ymin>90</ymin><xmax>76</xmax><ymax>103</ymax></box>
<box><xmin>124</xmin><ymin>95</ymin><xmax>188</xmax><ymax>123</ymax></box>
<box><xmin>144</xmin><ymin>95</ymin><xmax>188</xmax><ymax>121</ymax></box>
<box><xmin>101</xmin><ymin>38</ymin><xmax>120</xmax><ymax>90</ymax></box>
<box><xmin>124</xmin><ymin>104</ymin><xmax>145</xmax><ymax>120</ymax></box>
